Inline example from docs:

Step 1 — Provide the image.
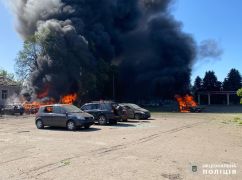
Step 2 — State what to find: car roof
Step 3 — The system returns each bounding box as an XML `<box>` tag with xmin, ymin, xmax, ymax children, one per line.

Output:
<box><xmin>40</xmin><ymin>104</ymin><xmax>73</xmax><ymax>108</ymax></box>
<box><xmin>83</xmin><ymin>102</ymin><xmax>114</xmax><ymax>105</ymax></box>
<box><xmin>120</xmin><ymin>103</ymin><xmax>132</xmax><ymax>105</ymax></box>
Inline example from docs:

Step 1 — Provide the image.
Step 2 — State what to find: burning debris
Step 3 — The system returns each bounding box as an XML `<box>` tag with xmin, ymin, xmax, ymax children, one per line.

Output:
<box><xmin>23</xmin><ymin>93</ymin><xmax>77</xmax><ymax>114</ymax></box>
<box><xmin>10</xmin><ymin>0</ymin><xmax>196</xmax><ymax>101</ymax></box>
<box><xmin>175</xmin><ymin>95</ymin><xmax>201</xmax><ymax>113</ymax></box>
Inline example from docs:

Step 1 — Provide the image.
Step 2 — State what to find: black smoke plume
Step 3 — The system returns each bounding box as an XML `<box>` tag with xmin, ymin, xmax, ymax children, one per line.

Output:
<box><xmin>198</xmin><ymin>39</ymin><xmax>223</xmax><ymax>60</ymax></box>
<box><xmin>10</xmin><ymin>0</ymin><xmax>196</xmax><ymax>101</ymax></box>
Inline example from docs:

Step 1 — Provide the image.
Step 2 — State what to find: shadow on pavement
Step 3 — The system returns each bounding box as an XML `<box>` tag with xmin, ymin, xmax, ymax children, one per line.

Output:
<box><xmin>42</xmin><ymin>126</ymin><xmax>101</xmax><ymax>132</ymax></box>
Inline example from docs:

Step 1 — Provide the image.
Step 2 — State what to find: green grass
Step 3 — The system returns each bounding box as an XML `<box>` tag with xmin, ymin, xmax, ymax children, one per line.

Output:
<box><xmin>233</xmin><ymin>117</ymin><xmax>241</xmax><ymax>122</ymax></box>
<box><xmin>61</xmin><ymin>160</ymin><xmax>71</xmax><ymax>166</ymax></box>
<box><xmin>230</xmin><ymin>117</ymin><xmax>242</xmax><ymax>126</ymax></box>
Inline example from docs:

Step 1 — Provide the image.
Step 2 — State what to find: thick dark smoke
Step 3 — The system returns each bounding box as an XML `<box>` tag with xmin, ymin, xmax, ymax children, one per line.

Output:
<box><xmin>10</xmin><ymin>0</ymin><xmax>196</xmax><ymax>101</ymax></box>
<box><xmin>198</xmin><ymin>39</ymin><xmax>223</xmax><ymax>60</ymax></box>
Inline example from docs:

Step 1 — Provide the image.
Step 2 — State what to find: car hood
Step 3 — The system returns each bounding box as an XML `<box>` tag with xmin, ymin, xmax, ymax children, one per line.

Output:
<box><xmin>135</xmin><ymin>108</ymin><xmax>149</xmax><ymax>113</ymax></box>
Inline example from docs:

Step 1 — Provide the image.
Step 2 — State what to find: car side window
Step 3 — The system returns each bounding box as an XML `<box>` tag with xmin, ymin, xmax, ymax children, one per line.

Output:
<box><xmin>43</xmin><ymin>106</ymin><xmax>53</xmax><ymax>113</ymax></box>
<box><xmin>91</xmin><ymin>104</ymin><xmax>99</xmax><ymax>110</ymax></box>
<box><xmin>53</xmin><ymin>106</ymin><xmax>63</xmax><ymax>114</ymax></box>
<box><xmin>82</xmin><ymin>104</ymin><xmax>91</xmax><ymax>110</ymax></box>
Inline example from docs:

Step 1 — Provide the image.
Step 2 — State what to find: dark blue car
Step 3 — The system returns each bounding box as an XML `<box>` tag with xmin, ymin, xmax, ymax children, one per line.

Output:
<box><xmin>35</xmin><ymin>104</ymin><xmax>95</xmax><ymax>131</ymax></box>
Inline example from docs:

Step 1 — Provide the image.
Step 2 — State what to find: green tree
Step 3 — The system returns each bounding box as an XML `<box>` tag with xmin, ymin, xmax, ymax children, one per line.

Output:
<box><xmin>193</xmin><ymin>76</ymin><xmax>203</xmax><ymax>93</ymax></box>
<box><xmin>15</xmin><ymin>35</ymin><xmax>41</xmax><ymax>81</ymax></box>
<box><xmin>0</xmin><ymin>68</ymin><xmax>15</xmax><ymax>80</ymax></box>
<box><xmin>202</xmin><ymin>71</ymin><xmax>221</xmax><ymax>91</ymax></box>
<box><xmin>223</xmin><ymin>69</ymin><xmax>242</xmax><ymax>91</ymax></box>
<box><xmin>237</xmin><ymin>88</ymin><xmax>242</xmax><ymax>104</ymax></box>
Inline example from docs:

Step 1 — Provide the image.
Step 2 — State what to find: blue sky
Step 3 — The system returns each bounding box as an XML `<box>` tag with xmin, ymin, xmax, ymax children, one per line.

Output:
<box><xmin>173</xmin><ymin>0</ymin><xmax>242</xmax><ymax>82</ymax></box>
<box><xmin>0</xmin><ymin>0</ymin><xmax>241</xmax><ymax>83</ymax></box>
<box><xmin>0</xmin><ymin>2</ymin><xmax>22</xmax><ymax>75</ymax></box>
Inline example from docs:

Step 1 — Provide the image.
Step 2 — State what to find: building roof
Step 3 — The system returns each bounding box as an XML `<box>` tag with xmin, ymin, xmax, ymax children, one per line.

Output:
<box><xmin>0</xmin><ymin>76</ymin><xmax>18</xmax><ymax>87</ymax></box>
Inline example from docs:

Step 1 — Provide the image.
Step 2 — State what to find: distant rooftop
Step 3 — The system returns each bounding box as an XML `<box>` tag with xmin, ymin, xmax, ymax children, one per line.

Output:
<box><xmin>0</xmin><ymin>76</ymin><xmax>18</xmax><ymax>86</ymax></box>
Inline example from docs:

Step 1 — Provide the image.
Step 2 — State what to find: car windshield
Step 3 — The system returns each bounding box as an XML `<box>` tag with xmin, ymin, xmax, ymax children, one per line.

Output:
<box><xmin>128</xmin><ymin>104</ymin><xmax>141</xmax><ymax>109</ymax></box>
<box><xmin>63</xmin><ymin>105</ymin><xmax>83</xmax><ymax>113</ymax></box>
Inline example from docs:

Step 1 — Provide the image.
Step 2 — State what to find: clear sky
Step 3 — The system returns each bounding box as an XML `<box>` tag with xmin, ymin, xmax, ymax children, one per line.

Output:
<box><xmin>0</xmin><ymin>2</ymin><xmax>22</xmax><ymax>74</ymax></box>
<box><xmin>0</xmin><ymin>0</ymin><xmax>241</xmax><ymax>83</ymax></box>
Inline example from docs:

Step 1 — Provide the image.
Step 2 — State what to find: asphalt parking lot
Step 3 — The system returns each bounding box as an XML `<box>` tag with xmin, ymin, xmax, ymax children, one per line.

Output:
<box><xmin>0</xmin><ymin>113</ymin><xmax>242</xmax><ymax>180</ymax></box>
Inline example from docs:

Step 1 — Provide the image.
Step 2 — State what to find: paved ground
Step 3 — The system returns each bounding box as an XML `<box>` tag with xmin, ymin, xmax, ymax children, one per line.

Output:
<box><xmin>0</xmin><ymin>113</ymin><xmax>242</xmax><ymax>180</ymax></box>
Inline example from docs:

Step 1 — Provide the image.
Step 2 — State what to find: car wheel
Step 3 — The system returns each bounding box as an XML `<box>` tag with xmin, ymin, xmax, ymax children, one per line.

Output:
<box><xmin>122</xmin><ymin>118</ymin><xmax>128</xmax><ymax>122</ymax></box>
<box><xmin>98</xmin><ymin>115</ymin><xmax>107</xmax><ymax>125</ymax></box>
<box><xmin>67</xmin><ymin>120</ymin><xmax>76</xmax><ymax>131</ymax></box>
<box><xmin>135</xmin><ymin>114</ymin><xmax>141</xmax><ymax>120</ymax></box>
<box><xmin>84</xmin><ymin>124</ymin><xmax>90</xmax><ymax>129</ymax></box>
<box><xmin>36</xmin><ymin>119</ymin><xmax>44</xmax><ymax>129</ymax></box>
<box><xmin>112</xmin><ymin>120</ymin><xmax>118</xmax><ymax>125</ymax></box>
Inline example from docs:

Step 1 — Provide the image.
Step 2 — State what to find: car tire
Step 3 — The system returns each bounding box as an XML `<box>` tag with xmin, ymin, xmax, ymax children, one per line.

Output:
<box><xmin>67</xmin><ymin>120</ymin><xmax>76</xmax><ymax>131</ymax></box>
<box><xmin>36</xmin><ymin>119</ymin><xmax>44</xmax><ymax>129</ymax></box>
<box><xmin>122</xmin><ymin>119</ymin><xmax>128</xmax><ymax>122</ymax></box>
<box><xmin>98</xmin><ymin>115</ymin><xmax>107</xmax><ymax>125</ymax></box>
<box><xmin>113</xmin><ymin>120</ymin><xmax>118</xmax><ymax>125</ymax></box>
<box><xmin>135</xmin><ymin>114</ymin><xmax>141</xmax><ymax>120</ymax></box>
<box><xmin>84</xmin><ymin>124</ymin><xmax>90</xmax><ymax>129</ymax></box>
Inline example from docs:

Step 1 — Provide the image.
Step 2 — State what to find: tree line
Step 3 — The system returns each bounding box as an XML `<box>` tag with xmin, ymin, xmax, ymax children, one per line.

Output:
<box><xmin>193</xmin><ymin>69</ymin><xmax>242</xmax><ymax>92</ymax></box>
<box><xmin>192</xmin><ymin>69</ymin><xmax>242</xmax><ymax>104</ymax></box>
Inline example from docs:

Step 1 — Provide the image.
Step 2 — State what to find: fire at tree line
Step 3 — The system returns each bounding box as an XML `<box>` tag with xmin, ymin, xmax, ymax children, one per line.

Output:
<box><xmin>0</xmin><ymin>0</ymin><xmax>238</xmax><ymax>111</ymax></box>
<box><xmin>1</xmin><ymin>66</ymin><xmax>242</xmax><ymax>113</ymax></box>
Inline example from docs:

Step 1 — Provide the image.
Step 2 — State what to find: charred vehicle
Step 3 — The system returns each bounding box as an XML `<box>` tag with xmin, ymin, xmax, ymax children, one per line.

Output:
<box><xmin>81</xmin><ymin>101</ymin><xmax>126</xmax><ymax>125</ymax></box>
<box><xmin>1</xmin><ymin>105</ymin><xmax>24</xmax><ymax>115</ymax></box>
<box><xmin>120</xmin><ymin>103</ymin><xmax>151</xmax><ymax>120</ymax></box>
<box><xmin>35</xmin><ymin>104</ymin><xmax>94</xmax><ymax>131</ymax></box>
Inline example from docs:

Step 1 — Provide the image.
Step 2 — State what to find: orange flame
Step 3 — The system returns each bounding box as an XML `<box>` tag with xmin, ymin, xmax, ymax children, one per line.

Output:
<box><xmin>22</xmin><ymin>93</ymin><xmax>78</xmax><ymax>114</ymax></box>
<box><xmin>175</xmin><ymin>94</ymin><xmax>197</xmax><ymax>112</ymax></box>
<box><xmin>60</xmin><ymin>93</ymin><xmax>78</xmax><ymax>104</ymax></box>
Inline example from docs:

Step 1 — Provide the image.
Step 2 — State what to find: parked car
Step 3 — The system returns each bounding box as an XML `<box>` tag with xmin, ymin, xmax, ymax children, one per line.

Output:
<box><xmin>116</xmin><ymin>104</ymin><xmax>128</xmax><ymax>122</ymax></box>
<box><xmin>120</xmin><ymin>103</ymin><xmax>151</xmax><ymax>120</ymax></box>
<box><xmin>1</xmin><ymin>104</ymin><xmax>24</xmax><ymax>115</ymax></box>
<box><xmin>81</xmin><ymin>101</ymin><xmax>124</xmax><ymax>125</ymax></box>
<box><xmin>35</xmin><ymin>104</ymin><xmax>95</xmax><ymax>131</ymax></box>
<box><xmin>189</xmin><ymin>106</ymin><xmax>203</xmax><ymax>113</ymax></box>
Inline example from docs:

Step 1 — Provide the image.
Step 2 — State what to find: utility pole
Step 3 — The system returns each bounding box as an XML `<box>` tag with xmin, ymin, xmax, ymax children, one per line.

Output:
<box><xmin>112</xmin><ymin>72</ymin><xmax>115</xmax><ymax>101</ymax></box>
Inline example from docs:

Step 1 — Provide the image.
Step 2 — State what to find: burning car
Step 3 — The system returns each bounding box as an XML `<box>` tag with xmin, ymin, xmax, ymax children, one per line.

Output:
<box><xmin>1</xmin><ymin>104</ymin><xmax>24</xmax><ymax>115</ymax></box>
<box><xmin>35</xmin><ymin>104</ymin><xmax>94</xmax><ymax>130</ymax></box>
<box><xmin>175</xmin><ymin>95</ymin><xmax>202</xmax><ymax>113</ymax></box>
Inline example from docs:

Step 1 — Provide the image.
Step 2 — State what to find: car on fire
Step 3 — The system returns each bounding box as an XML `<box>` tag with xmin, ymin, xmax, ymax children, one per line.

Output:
<box><xmin>1</xmin><ymin>104</ymin><xmax>24</xmax><ymax>115</ymax></box>
<box><xmin>120</xmin><ymin>103</ymin><xmax>151</xmax><ymax>120</ymax></box>
<box><xmin>81</xmin><ymin>101</ymin><xmax>127</xmax><ymax>125</ymax></box>
<box><xmin>35</xmin><ymin>104</ymin><xmax>95</xmax><ymax>131</ymax></box>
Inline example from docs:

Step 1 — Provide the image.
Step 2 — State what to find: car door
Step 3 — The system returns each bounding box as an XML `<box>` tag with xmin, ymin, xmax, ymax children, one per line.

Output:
<box><xmin>83</xmin><ymin>104</ymin><xmax>99</xmax><ymax>119</ymax></box>
<box><xmin>52</xmin><ymin>106</ymin><xmax>68</xmax><ymax>127</ymax></box>
<box><xmin>41</xmin><ymin>106</ymin><xmax>55</xmax><ymax>126</ymax></box>
<box><xmin>91</xmin><ymin>104</ymin><xmax>102</xmax><ymax>119</ymax></box>
<box><xmin>125</xmin><ymin>106</ymin><xmax>135</xmax><ymax>119</ymax></box>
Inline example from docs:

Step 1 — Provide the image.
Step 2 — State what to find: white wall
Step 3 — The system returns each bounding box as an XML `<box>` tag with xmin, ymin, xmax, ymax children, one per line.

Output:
<box><xmin>0</xmin><ymin>86</ymin><xmax>19</xmax><ymax>106</ymax></box>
